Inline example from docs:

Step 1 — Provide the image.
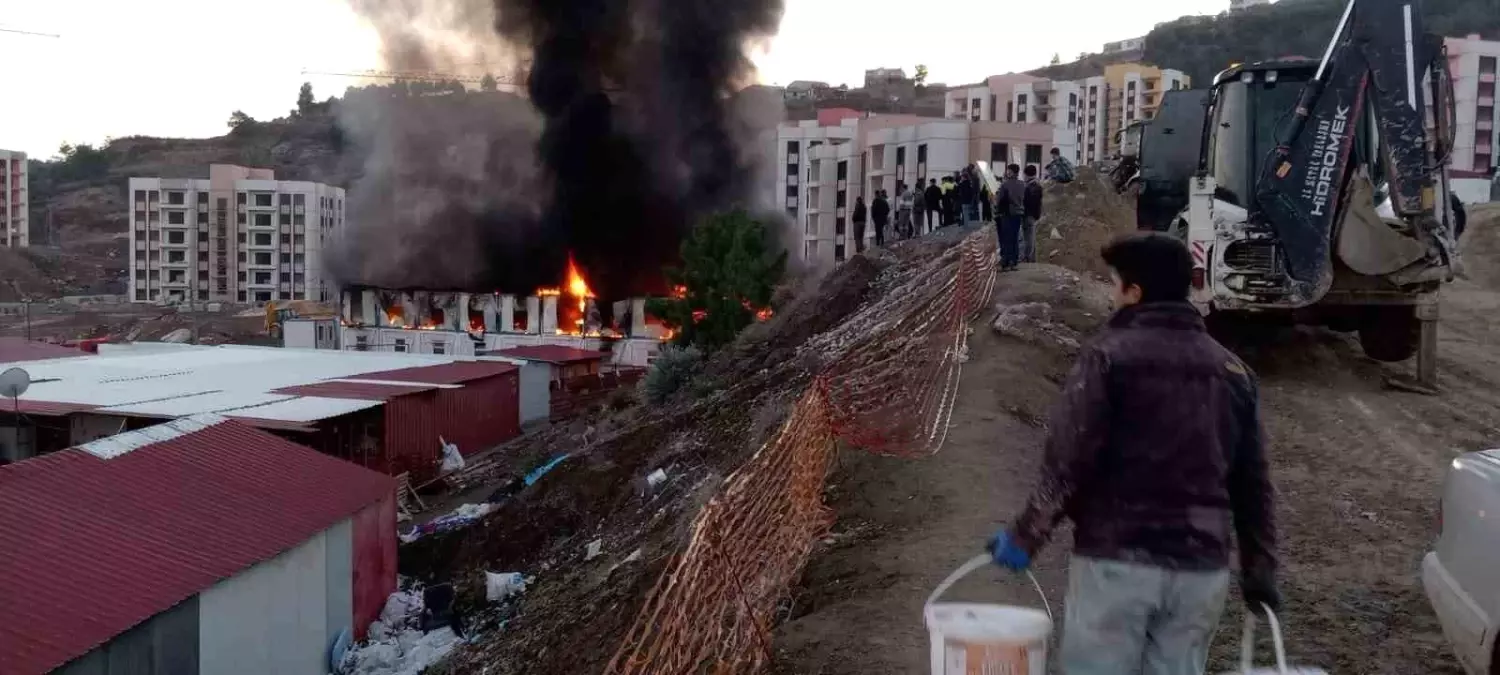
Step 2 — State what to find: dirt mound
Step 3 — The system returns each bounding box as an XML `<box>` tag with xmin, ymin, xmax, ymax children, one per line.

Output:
<box><xmin>1036</xmin><ymin>167</ymin><xmax>1137</xmax><ymax>279</ymax></box>
<box><xmin>1460</xmin><ymin>203</ymin><xmax>1500</xmax><ymax>289</ymax></box>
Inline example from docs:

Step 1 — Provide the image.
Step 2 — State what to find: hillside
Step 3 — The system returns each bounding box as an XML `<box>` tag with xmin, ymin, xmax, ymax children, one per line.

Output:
<box><xmin>1031</xmin><ymin>0</ymin><xmax>1498</xmax><ymax>84</ymax></box>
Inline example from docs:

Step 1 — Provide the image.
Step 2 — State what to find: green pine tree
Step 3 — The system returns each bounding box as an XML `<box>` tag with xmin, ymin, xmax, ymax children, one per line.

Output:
<box><xmin>648</xmin><ymin>209</ymin><xmax>787</xmax><ymax>350</ymax></box>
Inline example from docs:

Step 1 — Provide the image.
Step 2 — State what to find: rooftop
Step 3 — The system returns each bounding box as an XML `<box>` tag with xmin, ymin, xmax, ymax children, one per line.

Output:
<box><xmin>0</xmin><ymin>337</ymin><xmax>87</xmax><ymax>366</ymax></box>
<box><xmin>0</xmin><ymin>415</ymin><xmax>393</xmax><ymax>674</ymax></box>
<box><xmin>6</xmin><ymin>344</ymin><xmax>522</xmax><ymax>424</ymax></box>
<box><xmin>485</xmin><ymin>345</ymin><xmax>608</xmax><ymax>366</ymax></box>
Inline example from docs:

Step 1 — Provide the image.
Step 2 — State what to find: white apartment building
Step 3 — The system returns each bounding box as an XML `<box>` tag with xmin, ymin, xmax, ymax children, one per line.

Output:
<box><xmin>1445</xmin><ymin>35</ymin><xmax>1500</xmax><ymax>175</ymax></box>
<box><xmin>769</xmin><ymin>114</ymin><xmax>1060</xmax><ymax>268</ymax></box>
<box><xmin>1078</xmin><ymin>76</ymin><xmax>1111</xmax><ymax>164</ymax></box>
<box><xmin>1103</xmin><ymin>37</ymin><xmax>1146</xmax><ymax>54</ymax></box>
<box><xmin>1</xmin><ymin>149</ymin><xmax>27</xmax><ymax>248</ymax></box>
<box><xmin>128</xmin><ymin>164</ymin><xmax>345</xmax><ymax>305</ymax></box>
<box><xmin>1011</xmin><ymin>79</ymin><xmax>1085</xmax><ymax>163</ymax></box>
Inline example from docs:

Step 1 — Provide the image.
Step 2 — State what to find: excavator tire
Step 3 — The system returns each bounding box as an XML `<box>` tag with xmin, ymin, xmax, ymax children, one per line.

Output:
<box><xmin>1357</xmin><ymin>306</ymin><xmax>1420</xmax><ymax>363</ymax></box>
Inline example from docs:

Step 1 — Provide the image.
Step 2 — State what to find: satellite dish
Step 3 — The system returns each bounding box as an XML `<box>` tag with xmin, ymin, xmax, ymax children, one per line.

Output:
<box><xmin>0</xmin><ymin>368</ymin><xmax>32</xmax><ymax>399</ymax></box>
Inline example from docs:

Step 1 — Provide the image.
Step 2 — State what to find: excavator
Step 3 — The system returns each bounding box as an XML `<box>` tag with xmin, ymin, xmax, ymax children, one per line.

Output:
<box><xmin>1151</xmin><ymin>0</ymin><xmax>1463</xmax><ymax>389</ymax></box>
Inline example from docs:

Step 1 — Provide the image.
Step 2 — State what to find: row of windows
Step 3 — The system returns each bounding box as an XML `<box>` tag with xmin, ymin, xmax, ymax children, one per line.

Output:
<box><xmin>134</xmin><ymin>288</ymin><xmax>309</xmax><ymax>303</ymax></box>
<box><xmin>134</xmin><ymin>189</ymin><xmax>341</xmax><ymax>210</ymax></box>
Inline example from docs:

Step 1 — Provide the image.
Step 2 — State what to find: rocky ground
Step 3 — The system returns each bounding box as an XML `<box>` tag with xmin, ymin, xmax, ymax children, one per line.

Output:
<box><xmin>771</xmin><ymin>206</ymin><xmax>1500</xmax><ymax>674</ymax></box>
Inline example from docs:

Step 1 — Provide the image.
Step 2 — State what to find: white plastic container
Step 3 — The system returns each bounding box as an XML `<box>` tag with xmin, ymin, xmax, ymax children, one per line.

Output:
<box><xmin>924</xmin><ymin>554</ymin><xmax>1053</xmax><ymax>675</ymax></box>
<box><xmin>1221</xmin><ymin>605</ymin><xmax>1328</xmax><ymax>675</ymax></box>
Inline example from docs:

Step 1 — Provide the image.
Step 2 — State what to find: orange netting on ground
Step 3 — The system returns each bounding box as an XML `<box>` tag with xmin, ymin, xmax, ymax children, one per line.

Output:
<box><xmin>606</xmin><ymin>231</ymin><xmax>997</xmax><ymax>675</ymax></box>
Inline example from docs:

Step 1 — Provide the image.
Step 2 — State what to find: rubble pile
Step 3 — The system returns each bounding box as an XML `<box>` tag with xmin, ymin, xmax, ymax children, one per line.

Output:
<box><xmin>397</xmin><ymin>228</ymin><xmax>976</xmax><ymax>675</ymax></box>
<box><xmin>1036</xmin><ymin>166</ymin><xmax>1137</xmax><ymax>279</ymax></box>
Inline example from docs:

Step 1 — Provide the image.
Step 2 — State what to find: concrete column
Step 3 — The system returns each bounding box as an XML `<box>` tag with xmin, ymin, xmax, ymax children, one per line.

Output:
<box><xmin>630</xmin><ymin>297</ymin><xmax>647</xmax><ymax>337</ymax></box>
<box><xmin>457</xmin><ymin>293</ymin><xmax>471</xmax><ymax>331</ymax></box>
<box><xmin>341</xmin><ymin>289</ymin><xmax>354</xmax><ymax>324</ymax></box>
<box><xmin>360</xmin><ymin>290</ymin><xmax>378</xmax><ymax>326</ymax></box>
<box><xmin>525</xmin><ymin>296</ymin><xmax>540</xmax><ymax>334</ymax></box>
<box><xmin>497</xmin><ymin>294</ymin><xmax>515</xmax><ymax>333</ymax></box>
<box><xmin>484</xmin><ymin>295</ymin><xmax>501</xmax><ymax>333</ymax></box>
<box><xmin>541</xmin><ymin>295</ymin><xmax>559</xmax><ymax>334</ymax></box>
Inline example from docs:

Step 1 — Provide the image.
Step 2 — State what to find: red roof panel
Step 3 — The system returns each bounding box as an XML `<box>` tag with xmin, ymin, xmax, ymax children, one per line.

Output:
<box><xmin>0</xmin><ymin>416</ymin><xmax>394</xmax><ymax>674</ymax></box>
<box><xmin>351</xmin><ymin>360</ymin><xmax>518</xmax><ymax>385</ymax></box>
<box><xmin>0</xmin><ymin>338</ymin><xmax>86</xmax><ymax>365</ymax></box>
<box><xmin>5</xmin><ymin>400</ymin><xmax>99</xmax><ymax>417</ymax></box>
<box><xmin>485</xmin><ymin>345</ymin><xmax>607</xmax><ymax>365</ymax></box>
<box><xmin>271</xmin><ymin>381</ymin><xmax>436</xmax><ymax>400</ymax></box>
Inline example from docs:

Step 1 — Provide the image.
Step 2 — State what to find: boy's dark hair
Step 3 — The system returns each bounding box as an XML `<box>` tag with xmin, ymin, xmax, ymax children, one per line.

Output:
<box><xmin>1007</xmin><ymin>163</ymin><xmax>1021</xmax><ymax>175</ymax></box>
<box><xmin>1023</xmin><ymin>165</ymin><xmax>1038</xmax><ymax>178</ymax></box>
<box><xmin>1050</xmin><ymin>147</ymin><xmax>1060</xmax><ymax>155</ymax></box>
<box><xmin>1100</xmin><ymin>232</ymin><xmax>1193</xmax><ymax>303</ymax></box>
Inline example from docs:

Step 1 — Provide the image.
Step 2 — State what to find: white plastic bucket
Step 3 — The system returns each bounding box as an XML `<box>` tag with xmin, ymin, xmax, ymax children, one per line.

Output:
<box><xmin>924</xmin><ymin>554</ymin><xmax>1053</xmax><ymax>675</ymax></box>
<box><xmin>1219</xmin><ymin>605</ymin><xmax>1328</xmax><ymax>675</ymax></box>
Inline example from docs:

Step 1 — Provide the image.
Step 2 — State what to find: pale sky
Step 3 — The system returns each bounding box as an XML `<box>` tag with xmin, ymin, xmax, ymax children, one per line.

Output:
<box><xmin>0</xmin><ymin>0</ymin><xmax>1233</xmax><ymax>159</ymax></box>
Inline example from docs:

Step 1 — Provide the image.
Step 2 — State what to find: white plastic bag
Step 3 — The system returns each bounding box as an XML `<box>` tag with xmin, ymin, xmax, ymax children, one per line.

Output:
<box><xmin>438</xmin><ymin>437</ymin><xmax>465</xmax><ymax>474</ymax></box>
<box><xmin>1221</xmin><ymin>606</ymin><xmax>1328</xmax><ymax>675</ymax></box>
<box><xmin>485</xmin><ymin>571</ymin><xmax>528</xmax><ymax>602</ymax></box>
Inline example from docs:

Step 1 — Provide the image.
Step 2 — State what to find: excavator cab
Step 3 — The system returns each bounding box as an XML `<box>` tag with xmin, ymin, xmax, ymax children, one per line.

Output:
<box><xmin>1202</xmin><ymin>60</ymin><xmax>1321</xmax><ymax>211</ymax></box>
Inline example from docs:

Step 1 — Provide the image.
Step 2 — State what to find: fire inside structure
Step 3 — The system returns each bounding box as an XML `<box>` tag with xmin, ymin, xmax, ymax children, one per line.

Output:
<box><xmin>308</xmin><ymin>254</ymin><xmax>766</xmax><ymax>365</ymax></box>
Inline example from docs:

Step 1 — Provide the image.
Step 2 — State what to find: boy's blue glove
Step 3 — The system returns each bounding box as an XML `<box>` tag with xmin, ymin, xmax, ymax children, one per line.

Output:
<box><xmin>987</xmin><ymin>530</ymin><xmax>1031</xmax><ymax>571</ymax></box>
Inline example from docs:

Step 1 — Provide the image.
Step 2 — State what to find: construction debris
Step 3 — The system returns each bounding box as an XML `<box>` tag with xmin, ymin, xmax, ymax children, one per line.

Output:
<box><xmin>1036</xmin><ymin>167</ymin><xmax>1137</xmax><ymax>279</ymax></box>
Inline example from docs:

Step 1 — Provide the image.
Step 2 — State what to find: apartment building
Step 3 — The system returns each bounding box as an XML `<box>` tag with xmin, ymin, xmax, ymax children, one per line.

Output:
<box><xmin>1102</xmin><ymin>37</ymin><xmax>1146</xmax><ymax>55</ymax></box>
<box><xmin>1445</xmin><ymin>35</ymin><xmax>1500</xmax><ymax>175</ymax></box>
<box><xmin>1105</xmin><ymin>63</ymin><xmax>1191</xmax><ymax>155</ymax></box>
<box><xmin>1078</xmin><ymin>76</ymin><xmax>1111</xmax><ymax>164</ymax></box>
<box><xmin>128</xmin><ymin>164</ymin><xmax>345</xmax><ymax>305</ymax></box>
<box><xmin>1</xmin><ymin>149</ymin><xmax>27</xmax><ymax>248</ymax></box>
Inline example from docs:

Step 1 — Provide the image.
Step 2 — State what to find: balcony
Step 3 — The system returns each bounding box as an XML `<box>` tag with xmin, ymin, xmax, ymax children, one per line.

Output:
<box><xmin>1480</xmin><ymin>96</ymin><xmax>1496</xmax><ymax>106</ymax></box>
<box><xmin>1481</xmin><ymin>72</ymin><xmax>1496</xmax><ymax>83</ymax></box>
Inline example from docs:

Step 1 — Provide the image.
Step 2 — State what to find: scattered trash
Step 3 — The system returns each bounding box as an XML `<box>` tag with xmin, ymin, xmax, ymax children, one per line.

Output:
<box><xmin>342</xmin><ymin>588</ymin><xmax>464</xmax><ymax>675</ymax></box>
<box><xmin>1049</xmin><ymin>227</ymin><xmax>1063</xmax><ymax>240</ymax></box>
<box><xmin>607</xmin><ymin>549</ymin><xmax>643</xmax><ymax>574</ymax></box>
<box><xmin>399</xmin><ymin>502</ymin><xmax>497</xmax><ymax>544</ymax></box>
<box><xmin>524</xmin><ymin>454</ymin><xmax>571</xmax><ymax>486</ymax></box>
<box><xmin>585</xmin><ymin>539</ymin><xmax>603</xmax><ymax>561</ymax></box>
<box><xmin>645</xmin><ymin>469</ymin><xmax>668</xmax><ymax>491</ymax></box>
<box><xmin>485</xmin><ymin>572</ymin><xmax>531</xmax><ymax>602</ymax></box>
<box><xmin>439</xmin><ymin>437</ymin><xmax>465</xmax><ymax>474</ymax></box>
<box><xmin>992</xmin><ymin>302</ymin><xmax>1082</xmax><ymax>352</ymax></box>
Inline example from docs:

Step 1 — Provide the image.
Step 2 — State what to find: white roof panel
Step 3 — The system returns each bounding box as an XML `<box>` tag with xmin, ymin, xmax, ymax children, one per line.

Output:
<box><xmin>99</xmin><ymin>391</ymin><xmax>297</xmax><ymax>417</ymax></box>
<box><xmin>230</xmin><ymin>396</ymin><xmax>382</xmax><ymax>422</ymax></box>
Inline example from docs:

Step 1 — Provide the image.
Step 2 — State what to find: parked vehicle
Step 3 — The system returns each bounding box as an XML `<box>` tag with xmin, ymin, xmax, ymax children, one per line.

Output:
<box><xmin>1423</xmin><ymin>448</ymin><xmax>1500</xmax><ymax>674</ymax></box>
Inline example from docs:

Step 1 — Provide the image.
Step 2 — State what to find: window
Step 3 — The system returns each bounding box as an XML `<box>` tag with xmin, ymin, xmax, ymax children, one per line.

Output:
<box><xmin>786</xmin><ymin>162</ymin><xmax>798</xmax><ymax>177</ymax></box>
<box><xmin>835</xmin><ymin>216</ymin><xmax>846</xmax><ymax>235</ymax></box>
<box><xmin>896</xmin><ymin>147</ymin><xmax>906</xmax><ymax>166</ymax></box>
<box><xmin>254</xmin><ymin>252</ymin><xmax>272</xmax><ymax>266</ymax></box>
<box><xmin>134</xmin><ymin>190</ymin><xmax>146</xmax><ymax>202</ymax></box>
<box><xmin>281</xmin><ymin>253</ymin><xmax>291</xmax><ymax>264</ymax></box>
<box><xmin>148</xmin><ymin>270</ymin><xmax>159</xmax><ymax>280</ymax></box>
<box><xmin>432</xmin><ymin>341</ymin><xmax>446</xmax><ymax>355</ymax></box>
<box><xmin>293</xmin><ymin>214</ymin><xmax>305</xmax><ymax>226</ymax></box>
<box><xmin>292</xmin><ymin>291</ymin><xmax>305</xmax><ymax>300</ymax></box>
<box><xmin>835</xmin><ymin>244</ymin><xmax>846</xmax><ymax>262</ymax></box>
<box><xmin>166</xmin><ymin>231</ymin><xmax>186</xmax><ymax>244</ymax></box>
<box><xmin>836</xmin><ymin>161</ymin><xmax>848</xmax><ymax>180</ymax></box>
<box><xmin>990</xmin><ymin>143</ymin><xmax>1009</xmax><ymax>164</ymax></box>
<box><xmin>280</xmin><ymin>273</ymin><xmax>291</xmax><ymax>283</ymax></box>
<box><xmin>1007</xmin><ymin>101</ymin><xmax>1015</xmax><ymax>122</ymax></box>
<box><xmin>293</xmin><ymin>234</ymin><xmax>305</xmax><ymax>245</ymax></box>
<box><xmin>167</xmin><ymin>191</ymin><xmax>185</xmax><ymax>205</ymax></box>
<box><xmin>238</xmin><ymin>252</ymin><xmax>246</xmax><ymax>263</ymax></box>
<box><xmin>254</xmin><ymin>193</ymin><xmax>273</xmax><ymax>207</ymax></box>
<box><xmin>253</xmin><ymin>232</ymin><xmax>272</xmax><ymax>246</ymax></box>
<box><xmin>167</xmin><ymin>250</ymin><xmax>186</xmax><ymax>263</ymax></box>
<box><xmin>136</xmin><ymin>289</ymin><xmax>146</xmax><ymax>301</ymax></box>
<box><xmin>293</xmin><ymin>193</ymin><xmax>305</xmax><ymax>206</ymax></box>
<box><xmin>238</xmin><ymin>213</ymin><xmax>247</xmax><ymax>225</ymax></box>
<box><xmin>355</xmin><ymin>335</ymin><xmax>369</xmax><ymax>351</ymax></box>
<box><xmin>786</xmin><ymin>140</ymin><xmax>799</xmax><ymax>156</ymax></box>
<box><xmin>167</xmin><ymin>269</ymin><xmax>185</xmax><ymax>283</ymax></box>
<box><xmin>237</xmin><ymin>192</ymin><xmax>247</xmax><ymax>205</ymax></box>
<box><xmin>394</xmin><ymin>338</ymin><xmax>408</xmax><ymax>353</ymax></box>
<box><xmin>167</xmin><ymin>211</ymin><xmax>186</xmax><ymax>225</ymax></box>
<box><xmin>279</xmin><ymin>194</ymin><xmax>291</xmax><ymax>206</ymax></box>
<box><xmin>254</xmin><ymin>213</ymin><xmax>272</xmax><ymax>227</ymax></box>
<box><xmin>786</xmin><ymin>184</ymin><xmax>798</xmax><ymax>197</ymax></box>
<box><xmin>197</xmin><ymin>211</ymin><xmax>208</xmax><ymax>225</ymax></box>
<box><xmin>280</xmin><ymin>213</ymin><xmax>291</xmax><ymax>225</ymax></box>
<box><xmin>254</xmin><ymin>291</ymin><xmax>271</xmax><ymax>303</ymax></box>
<box><xmin>148</xmin><ymin>190</ymin><xmax>159</xmax><ymax>202</ymax></box>
<box><xmin>1025</xmin><ymin>144</ymin><xmax>1044</xmax><ymax>165</ymax></box>
<box><xmin>917</xmin><ymin>145</ymin><xmax>927</xmax><ymax>163</ymax></box>
<box><xmin>238</xmin><ymin>290</ymin><xmax>247</xmax><ymax>302</ymax></box>
<box><xmin>197</xmin><ymin>191</ymin><xmax>208</xmax><ymax>203</ymax></box>
<box><xmin>293</xmin><ymin>273</ymin><xmax>304</xmax><ymax>285</ymax></box>
<box><xmin>293</xmin><ymin>253</ymin><xmax>305</xmax><ymax>264</ymax></box>
<box><xmin>254</xmin><ymin>271</ymin><xmax>272</xmax><ymax>284</ymax></box>
<box><xmin>237</xmin><ymin>232</ymin><xmax>247</xmax><ymax>244</ymax></box>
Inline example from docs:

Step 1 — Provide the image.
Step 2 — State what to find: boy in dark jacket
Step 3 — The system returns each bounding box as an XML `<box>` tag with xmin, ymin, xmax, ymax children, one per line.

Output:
<box><xmin>989</xmin><ymin>233</ymin><xmax>1279</xmax><ymax>675</ymax></box>
<box><xmin>992</xmin><ymin>164</ymin><xmax>1028</xmax><ymax>271</ymax></box>
<box><xmin>872</xmin><ymin>191</ymin><xmax>891</xmax><ymax>247</ymax></box>
<box><xmin>924</xmin><ymin>180</ymin><xmax>943</xmax><ymax>233</ymax></box>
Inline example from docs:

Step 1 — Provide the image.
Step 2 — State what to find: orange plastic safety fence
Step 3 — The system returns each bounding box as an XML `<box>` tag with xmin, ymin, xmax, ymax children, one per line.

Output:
<box><xmin>606</xmin><ymin>231</ymin><xmax>997</xmax><ymax>675</ymax></box>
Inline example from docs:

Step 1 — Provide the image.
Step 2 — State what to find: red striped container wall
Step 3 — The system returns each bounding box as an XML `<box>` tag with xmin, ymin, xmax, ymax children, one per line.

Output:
<box><xmin>350</xmin><ymin>493</ymin><xmax>398</xmax><ymax>640</ymax></box>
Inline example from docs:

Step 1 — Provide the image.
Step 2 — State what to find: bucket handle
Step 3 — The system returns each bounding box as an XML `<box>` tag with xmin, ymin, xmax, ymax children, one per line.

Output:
<box><xmin>925</xmin><ymin>554</ymin><xmax>1053</xmax><ymax>620</ymax></box>
<box><xmin>1238</xmin><ymin>605</ymin><xmax>1289</xmax><ymax>674</ymax></box>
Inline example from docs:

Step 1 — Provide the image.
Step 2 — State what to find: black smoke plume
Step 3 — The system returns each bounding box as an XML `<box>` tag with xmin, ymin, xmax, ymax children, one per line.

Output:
<box><xmin>332</xmin><ymin>0</ymin><xmax>785</xmax><ymax>299</ymax></box>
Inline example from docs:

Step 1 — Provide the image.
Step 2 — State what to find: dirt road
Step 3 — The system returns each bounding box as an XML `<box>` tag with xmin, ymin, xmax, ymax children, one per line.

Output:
<box><xmin>774</xmin><ymin>208</ymin><xmax>1500</xmax><ymax>673</ymax></box>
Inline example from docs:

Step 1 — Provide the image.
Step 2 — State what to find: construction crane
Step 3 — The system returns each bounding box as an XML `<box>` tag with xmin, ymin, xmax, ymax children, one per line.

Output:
<box><xmin>0</xmin><ymin>26</ymin><xmax>61</xmax><ymax>38</ymax></box>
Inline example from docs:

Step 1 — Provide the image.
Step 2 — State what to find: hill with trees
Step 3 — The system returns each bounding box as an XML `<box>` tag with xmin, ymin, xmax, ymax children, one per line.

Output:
<box><xmin>1031</xmin><ymin>0</ymin><xmax>1499</xmax><ymax>83</ymax></box>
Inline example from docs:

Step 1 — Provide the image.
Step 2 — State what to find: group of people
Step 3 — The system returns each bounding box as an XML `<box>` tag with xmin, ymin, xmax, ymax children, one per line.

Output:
<box><xmin>847</xmin><ymin>147</ymin><xmax>1077</xmax><ymax>256</ymax></box>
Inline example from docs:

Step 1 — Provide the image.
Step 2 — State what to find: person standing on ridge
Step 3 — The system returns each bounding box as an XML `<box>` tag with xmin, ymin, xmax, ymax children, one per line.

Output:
<box><xmin>957</xmin><ymin>171</ymin><xmax>977</xmax><ymax>226</ymax></box>
<box><xmin>896</xmin><ymin>184</ymin><xmax>915</xmax><ymax>240</ymax></box>
<box><xmin>992</xmin><ymin>164</ymin><xmax>1027</xmax><ymax>271</ymax></box>
<box><xmin>911</xmin><ymin>182</ymin><xmax>927</xmax><ymax>237</ymax></box>
<box><xmin>987</xmin><ymin>233</ymin><xmax>1280</xmax><ymax>675</ymax></box>
<box><xmin>1022</xmin><ymin>164</ymin><xmax>1044</xmax><ymax>263</ymax></box>
<box><xmin>924</xmin><ymin>179</ymin><xmax>943</xmax><ymax>234</ymax></box>
<box><xmin>852</xmin><ymin>195</ymin><xmax>868</xmax><ymax>253</ymax></box>
<box><xmin>872</xmin><ymin>190</ymin><xmax>891</xmax><ymax>247</ymax></box>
